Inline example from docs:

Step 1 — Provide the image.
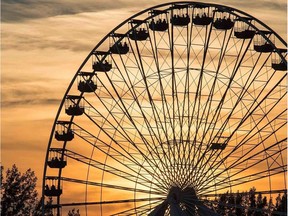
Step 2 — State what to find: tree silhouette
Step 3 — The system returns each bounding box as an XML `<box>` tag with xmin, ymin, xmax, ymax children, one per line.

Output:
<box><xmin>235</xmin><ymin>191</ymin><xmax>244</xmax><ymax>216</ymax></box>
<box><xmin>1</xmin><ymin>164</ymin><xmax>286</xmax><ymax>216</ymax></box>
<box><xmin>213</xmin><ymin>188</ymin><xmax>288</xmax><ymax>216</ymax></box>
<box><xmin>254</xmin><ymin>192</ymin><xmax>268</xmax><ymax>216</ymax></box>
<box><xmin>273</xmin><ymin>192</ymin><xmax>287</xmax><ymax>215</ymax></box>
<box><xmin>216</xmin><ymin>191</ymin><xmax>228</xmax><ymax>215</ymax></box>
<box><xmin>1</xmin><ymin>166</ymin><xmax>3</xmax><ymax>214</ymax></box>
<box><xmin>247</xmin><ymin>187</ymin><xmax>256</xmax><ymax>215</ymax></box>
<box><xmin>227</xmin><ymin>192</ymin><xmax>235</xmax><ymax>214</ymax></box>
<box><xmin>1</xmin><ymin>164</ymin><xmax>38</xmax><ymax>215</ymax></box>
<box><xmin>32</xmin><ymin>196</ymin><xmax>54</xmax><ymax>216</ymax></box>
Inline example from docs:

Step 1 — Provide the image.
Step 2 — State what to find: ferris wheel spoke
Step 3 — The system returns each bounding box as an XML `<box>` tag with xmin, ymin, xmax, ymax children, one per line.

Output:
<box><xmin>194</xmin><ymin>107</ymin><xmax>287</xmax><ymax>187</ymax></box>
<box><xmin>84</xmin><ymin>92</ymin><xmax>162</xmax><ymax>162</ymax></box>
<box><xmin>220</xmin><ymin>137</ymin><xmax>286</xmax><ymax>183</ymax></box>
<box><xmin>201</xmin><ymin>76</ymin><xmax>287</xmax><ymax>180</ymax></box>
<box><xmin>60</xmin><ymin>197</ymin><xmax>163</xmax><ymax>208</ymax></box>
<box><xmin>110</xmin><ymin>198</ymin><xmax>164</xmax><ymax>216</ymax></box>
<box><xmin>195</xmin><ymin>110</ymin><xmax>287</xmax><ymax>189</ymax></box>
<box><xmin>189</xmin><ymin>36</ymin><xmax>254</xmax><ymax>172</ymax></box>
<box><xmin>147</xmin><ymin>25</ymin><xmax>180</xmax><ymax>162</ymax></box>
<box><xmin>93</xmin><ymin>72</ymin><xmax>175</xmax><ymax>185</ymax></box>
<box><xmin>192</xmin><ymin>154</ymin><xmax>219</xmax><ymax>189</ymax></box>
<box><xmin>209</xmin><ymin>52</ymin><xmax>269</xmax><ymax>134</ymax></box>
<box><xmin>236</xmin><ymin>71</ymin><xmax>285</xmax><ymax>126</ymax></box>
<box><xmin>171</xmin><ymin>24</ymin><xmax>201</xmax><ymax>174</ymax></box>
<box><xmin>202</xmin><ymin>188</ymin><xmax>287</xmax><ymax>199</ymax></box>
<box><xmin>169</xmin><ymin>23</ymin><xmax>178</xmax><ymax>160</ymax></box>
<box><xmin>74</xmin><ymin>110</ymin><xmax>147</xmax><ymax>166</ymax></box>
<box><xmin>204</xmin><ymin>37</ymin><xmax>254</xmax><ymax>129</ymax></box>
<box><xmin>198</xmin><ymin>164</ymin><xmax>287</xmax><ymax>195</ymax></box>
<box><xmin>185</xmin><ymin>29</ymin><xmax>235</xmax><ymax>184</ymax></box>
<box><xmin>179</xmin><ymin>14</ymin><xmax>196</xmax><ymax>164</ymax></box>
<box><xmin>228</xmin><ymin>107</ymin><xmax>287</xmax><ymax>163</ymax></box>
<box><xmin>197</xmin><ymin>140</ymin><xmax>287</xmax><ymax>192</ymax></box>
<box><xmin>195</xmin><ymin>38</ymin><xmax>250</xmax><ymax>145</ymax></box>
<box><xmin>149</xmin><ymin>30</ymin><xmax>174</xmax><ymax>134</ymax></box>
<box><xmin>149</xmin><ymin>28</ymin><xmax>176</xmax><ymax>150</ymax></box>
<box><xmin>129</xmin><ymin>33</ymin><xmax>190</xmax><ymax>182</ymax></box>
<box><xmin>109</xmin><ymin>47</ymin><xmax>177</xmax><ymax>181</ymax></box>
<box><xmin>187</xmin><ymin>21</ymin><xmax>215</xmax><ymax>171</ymax></box>
<box><xmin>195</xmin><ymin>29</ymin><xmax>233</xmax><ymax>139</ymax></box>
<box><xmin>170</xmin><ymin>24</ymin><xmax>193</xmax><ymax>180</ymax></box>
<box><xmin>83</xmin><ymin>94</ymin><xmax>149</xmax><ymax>154</ymax></box>
<box><xmin>129</xmin><ymin>35</ymin><xmax>178</xmax><ymax>177</ymax></box>
<box><xmin>196</xmin><ymin>57</ymin><xmax>285</xmax><ymax>179</ymax></box>
<box><xmin>211</xmin><ymin>53</ymin><xmax>270</xmax><ymax>133</ymax></box>
<box><xmin>179</xmin><ymin>27</ymin><xmax>206</xmax><ymax>183</ymax></box>
<box><xmin>111</xmin><ymin>42</ymin><xmax>170</xmax><ymax>149</ymax></box>
<box><xmin>60</xmin><ymin>177</ymin><xmax>164</xmax><ymax>195</ymax></box>
<box><xmin>71</xmin><ymin>122</ymin><xmax>169</xmax><ymax>190</ymax></box>
<box><xmin>62</xmin><ymin>149</ymin><xmax>166</xmax><ymax>192</ymax></box>
<box><xmin>189</xmin><ymin>40</ymin><xmax>267</xmax><ymax>182</ymax></box>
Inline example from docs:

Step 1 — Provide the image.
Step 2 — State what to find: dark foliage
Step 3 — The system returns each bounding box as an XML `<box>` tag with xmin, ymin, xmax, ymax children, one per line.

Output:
<box><xmin>1</xmin><ymin>164</ymin><xmax>38</xmax><ymax>216</ymax></box>
<box><xmin>215</xmin><ymin>188</ymin><xmax>287</xmax><ymax>216</ymax></box>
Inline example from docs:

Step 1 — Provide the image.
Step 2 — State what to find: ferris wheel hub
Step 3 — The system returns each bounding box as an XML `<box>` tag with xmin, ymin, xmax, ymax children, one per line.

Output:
<box><xmin>167</xmin><ymin>186</ymin><xmax>197</xmax><ymax>204</ymax></box>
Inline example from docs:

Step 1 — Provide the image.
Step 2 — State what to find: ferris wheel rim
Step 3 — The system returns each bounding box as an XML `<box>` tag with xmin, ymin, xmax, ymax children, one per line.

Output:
<box><xmin>42</xmin><ymin>1</ymin><xmax>287</xmax><ymax>215</ymax></box>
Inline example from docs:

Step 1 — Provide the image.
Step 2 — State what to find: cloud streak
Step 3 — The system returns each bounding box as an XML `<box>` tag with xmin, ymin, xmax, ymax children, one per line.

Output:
<box><xmin>2</xmin><ymin>0</ymin><xmax>286</xmax><ymax>52</ymax></box>
<box><xmin>1</xmin><ymin>75</ymin><xmax>65</xmax><ymax>108</ymax></box>
<box><xmin>2</xmin><ymin>14</ymin><xmax>99</xmax><ymax>51</ymax></box>
<box><xmin>1</xmin><ymin>0</ymin><xmax>160</xmax><ymax>22</ymax></box>
<box><xmin>2</xmin><ymin>9</ymin><xmax>136</xmax><ymax>51</ymax></box>
<box><xmin>2</xmin><ymin>0</ymin><xmax>286</xmax><ymax>23</ymax></box>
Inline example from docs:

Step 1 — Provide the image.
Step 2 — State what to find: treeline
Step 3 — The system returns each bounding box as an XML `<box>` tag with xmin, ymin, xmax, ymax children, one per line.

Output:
<box><xmin>1</xmin><ymin>165</ymin><xmax>42</xmax><ymax>215</ymax></box>
<box><xmin>0</xmin><ymin>165</ymin><xmax>80</xmax><ymax>216</ymax></box>
<box><xmin>1</xmin><ymin>164</ymin><xmax>286</xmax><ymax>215</ymax></box>
<box><xmin>212</xmin><ymin>187</ymin><xmax>287</xmax><ymax>216</ymax></box>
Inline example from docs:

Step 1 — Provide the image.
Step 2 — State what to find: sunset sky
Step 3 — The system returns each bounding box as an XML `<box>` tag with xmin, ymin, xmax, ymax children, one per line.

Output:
<box><xmin>1</xmin><ymin>0</ymin><xmax>287</xmax><ymax>200</ymax></box>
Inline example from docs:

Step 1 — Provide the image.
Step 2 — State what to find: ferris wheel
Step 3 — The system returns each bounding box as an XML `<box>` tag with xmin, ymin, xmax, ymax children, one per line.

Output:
<box><xmin>42</xmin><ymin>2</ymin><xmax>287</xmax><ymax>215</ymax></box>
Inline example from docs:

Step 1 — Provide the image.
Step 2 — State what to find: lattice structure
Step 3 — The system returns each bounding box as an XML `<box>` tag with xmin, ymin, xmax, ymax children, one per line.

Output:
<box><xmin>42</xmin><ymin>2</ymin><xmax>287</xmax><ymax>215</ymax></box>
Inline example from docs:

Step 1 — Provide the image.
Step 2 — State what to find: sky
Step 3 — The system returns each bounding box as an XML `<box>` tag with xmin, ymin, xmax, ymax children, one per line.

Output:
<box><xmin>1</xmin><ymin>0</ymin><xmax>287</xmax><ymax>199</ymax></box>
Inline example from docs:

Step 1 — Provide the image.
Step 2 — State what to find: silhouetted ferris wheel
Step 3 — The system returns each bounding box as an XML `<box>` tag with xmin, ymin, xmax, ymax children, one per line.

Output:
<box><xmin>42</xmin><ymin>2</ymin><xmax>287</xmax><ymax>216</ymax></box>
